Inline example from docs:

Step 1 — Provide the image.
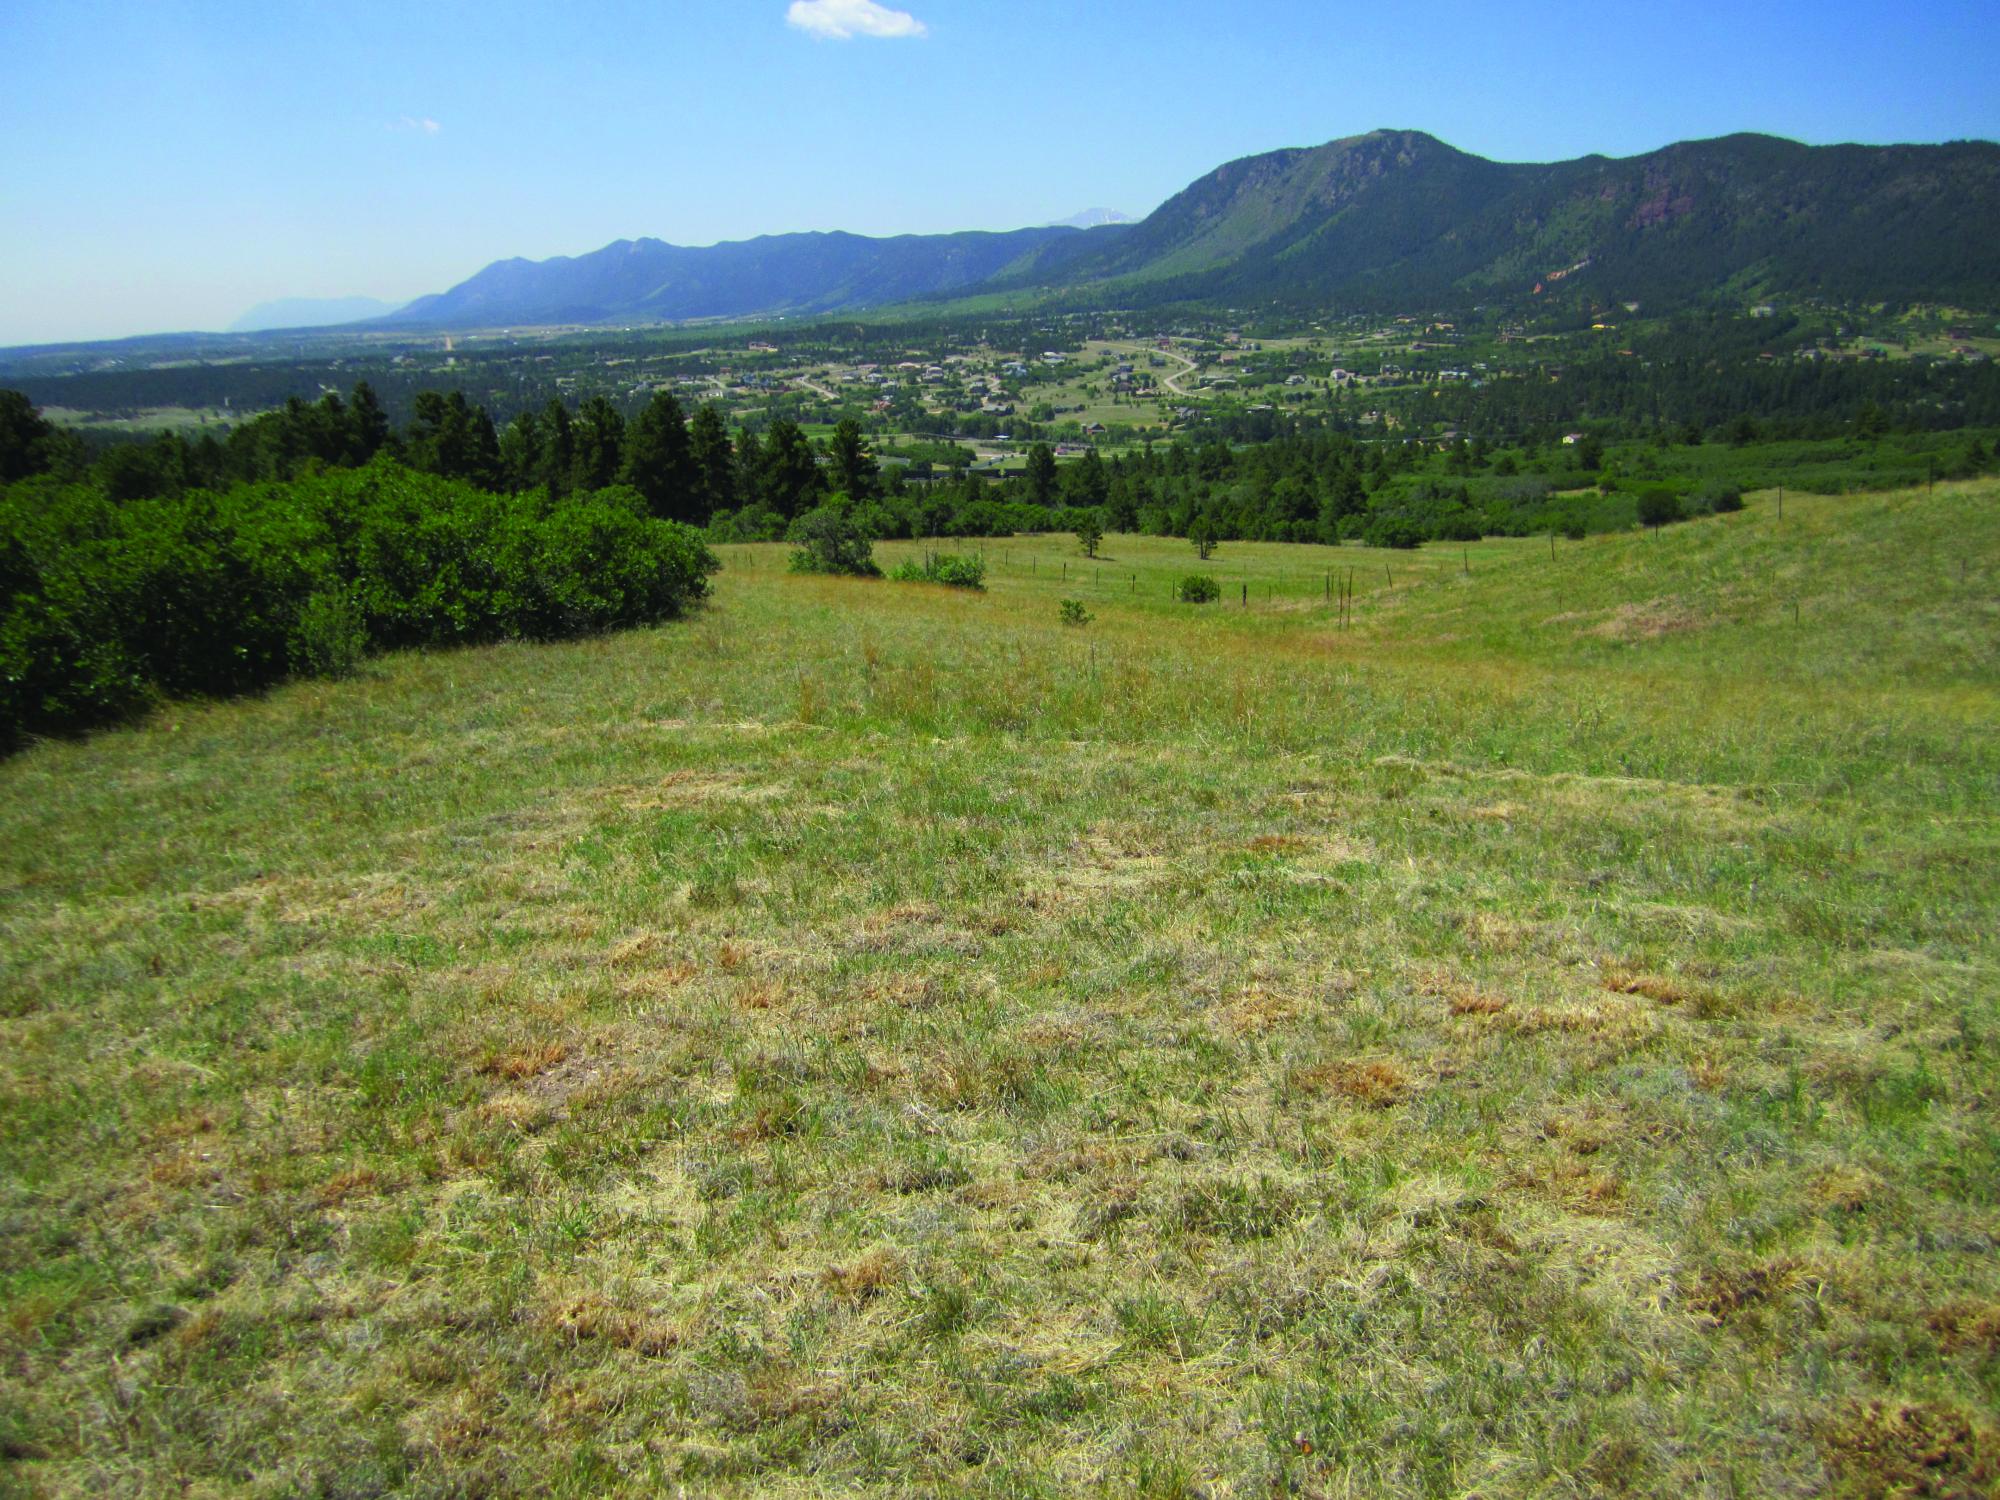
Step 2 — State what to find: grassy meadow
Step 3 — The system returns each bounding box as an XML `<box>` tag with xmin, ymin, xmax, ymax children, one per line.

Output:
<box><xmin>2</xmin><ymin>484</ymin><xmax>1998</xmax><ymax>1496</ymax></box>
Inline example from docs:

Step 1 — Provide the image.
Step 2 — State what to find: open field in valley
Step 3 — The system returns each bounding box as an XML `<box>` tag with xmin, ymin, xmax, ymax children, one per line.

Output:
<box><xmin>2</xmin><ymin>485</ymin><xmax>1998</xmax><ymax>1495</ymax></box>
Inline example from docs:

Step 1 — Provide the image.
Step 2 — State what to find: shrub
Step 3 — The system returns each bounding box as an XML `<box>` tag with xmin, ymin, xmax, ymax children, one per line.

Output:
<box><xmin>1177</xmin><ymin>574</ymin><xmax>1220</xmax><ymax>604</ymax></box>
<box><xmin>1059</xmin><ymin>599</ymin><xmax>1092</xmax><ymax>627</ymax></box>
<box><xmin>891</xmin><ymin>552</ymin><xmax>985</xmax><ymax>589</ymax></box>
<box><xmin>788</xmin><ymin>499</ymin><xmax>881</xmax><ymax>577</ymax></box>
<box><xmin>706</xmin><ymin>505</ymin><xmax>786</xmax><ymax>543</ymax></box>
<box><xmin>1636</xmin><ymin>489</ymin><xmax>1683</xmax><ymax>528</ymax></box>
<box><xmin>1697</xmin><ymin>484</ymin><xmax>1745</xmax><ymax>514</ymax></box>
<box><xmin>0</xmin><ymin>462</ymin><xmax>718</xmax><ymax>745</ymax></box>
<box><xmin>1364</xmin><ymin>514</ymin><xmax>1424</xmax><ymax>550</ymax></box>
<box><xmin>289</xmin><ymin>589</ymin><xmax>366</xmax><ymax>679</ymax></box>
<box><xmin>1435</xmin><ymin>508</ymin><xmax>1484</xmax><ymax>542</ymax></box>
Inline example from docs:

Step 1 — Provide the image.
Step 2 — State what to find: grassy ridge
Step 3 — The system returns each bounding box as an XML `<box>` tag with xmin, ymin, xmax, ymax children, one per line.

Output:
<box><xmin>1</xmin><ymin>485</ymin><xmax>1996</xmax><ymax>1495</ymax></box>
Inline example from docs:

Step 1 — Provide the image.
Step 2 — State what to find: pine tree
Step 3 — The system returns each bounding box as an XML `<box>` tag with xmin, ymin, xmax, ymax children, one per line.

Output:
<box><xmin>499</xmin><ymin>409</ymin><xmax>542</xmax><ymax>493</ymax></box>
<box><xmin>1026</xmin><ymin>442</ymin><xmax>1058</xmax><ymax>505</ymax></box>
<box><xmin>538</xmin><ymin>399</ymin><xmax>574</xmax><ymax>499</ymax></box>
<box><xmin>734</xmin><ymin>426</ymin><xmax>766</xmax><ymax>511</ymax></box>
<box><xmin>762</xmin><ymin>419</ymin><xmax>824</xmax><ymax>519</ymax></box>
<box><xmin>689</xmin><ymin>404</ymin><xmax>736</xmax><ymax>523</ymax></box>
<box><xmin>827</xmin><ymin>418</ymin><xmax>879</xmax><ymax>500</ymax></box>
<box><xmin>347</xmin><ymin>381</ymin><xmax>391</xmax><ymax>464</ymax></box>
<box><xmin>622</xmin><ymin>391</ymin><xmax>695</xmax><ymax>519</ymax></box>
<box><xmin>570</xmin><ymin>396</ymin><xmax>626</xmax><ymax>493</ymax></box>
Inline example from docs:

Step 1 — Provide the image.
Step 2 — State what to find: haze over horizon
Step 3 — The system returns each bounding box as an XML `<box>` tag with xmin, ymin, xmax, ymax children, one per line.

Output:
<box><xmin>2</xmin><ymin>0</ymin><xmax>1996</xmax><ymax>346</ymax></box>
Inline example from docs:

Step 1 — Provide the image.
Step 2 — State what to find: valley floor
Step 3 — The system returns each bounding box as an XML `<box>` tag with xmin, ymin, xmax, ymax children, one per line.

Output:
<box><xmin>2</xmin><ymin>488</ymin><xmax>1997</xmax><ymax>1496</ymax></box>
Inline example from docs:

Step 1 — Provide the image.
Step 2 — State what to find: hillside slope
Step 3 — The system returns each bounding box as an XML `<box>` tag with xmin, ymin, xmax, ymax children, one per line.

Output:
<box><xmin>2</xmin><ymin>483</ymin><xmax>1997</xmax><ymax>1494</ymax></box>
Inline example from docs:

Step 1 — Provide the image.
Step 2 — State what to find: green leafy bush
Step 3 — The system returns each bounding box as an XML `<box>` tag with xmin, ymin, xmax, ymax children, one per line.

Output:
<box><xmin>288</xmin><ymin>589</ymin><xmax>366</xmax><ymax>679</ymax></box>
<box><xmin>891</xmin><ymin>552</ymin><xmax>986</xmax><ymax>589</ymax></box>
<box><xmin>787</xmin><ymin>500</ymin><xmax>880</xmax><ymax>577</ymax></box>
<box><xmin>1636</xmin><ymin>489</ymin><xmax>1684</xmax><ymax>528</ymax></box>
<box><xmin>1177</xmin><ymin>574</ymin><xmax>1221</xmax><ymax>604</ymax></box>
<box><xmin>1364</xmin><ymin>515</ymin><xmax>1424</xmax><ymax>550</ymax></box>
<box><xmin>1059</xmin><ymin>599</ymin><xmax>1092</xmax><ymax>626</ymax></box>
<box><xmin>0</xmin><ymin>462</ymin><xmax>717</xmax><ymax>745</ymax></box>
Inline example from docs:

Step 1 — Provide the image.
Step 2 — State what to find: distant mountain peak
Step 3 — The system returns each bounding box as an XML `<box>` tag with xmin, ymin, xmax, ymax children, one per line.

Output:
<box><xmin>1051</xmin><ymin>208</ymin><xmax>1135</xmax><ymax>229</ymax></box>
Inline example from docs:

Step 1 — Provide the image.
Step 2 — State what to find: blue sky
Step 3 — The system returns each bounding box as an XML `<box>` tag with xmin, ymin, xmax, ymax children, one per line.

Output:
<box><xmin>1</xmin><ymin>0</ymin><xmax>1995</xmax><ymax>345</ymax></box>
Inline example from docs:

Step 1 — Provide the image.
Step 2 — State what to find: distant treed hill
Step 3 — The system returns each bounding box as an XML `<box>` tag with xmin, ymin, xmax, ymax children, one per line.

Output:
<box><xmin>381</xmin><ymin>130</ymin><xmax>2000</xmax><ymax>329</ymax></box>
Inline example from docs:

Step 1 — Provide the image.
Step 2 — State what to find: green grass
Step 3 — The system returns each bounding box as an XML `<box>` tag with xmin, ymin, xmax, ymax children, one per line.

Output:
<box><xmin>2</xmin><ymin>484</ymin><xmax>1998</xmax><ymax>1495</ymax></box>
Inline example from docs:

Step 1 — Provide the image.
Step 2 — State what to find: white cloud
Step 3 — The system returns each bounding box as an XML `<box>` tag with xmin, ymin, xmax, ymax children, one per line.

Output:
<box><xmin>392</xmin><ymin>116</ymin><xmax>442</xmax><ymax>136</ymax></box>
<box><xmin>786</xmin><ymin>0</ymin><xmax>926</xmax><ymax>40</ymax></box>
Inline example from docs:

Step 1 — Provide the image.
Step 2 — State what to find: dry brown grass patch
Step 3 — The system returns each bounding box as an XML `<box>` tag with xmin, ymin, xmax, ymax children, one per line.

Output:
<box><xmin>823</xmin><ymin>1249</ymin><xmax>904</xmax><ymax>1304</ymax></box>
<box><xmin>1023</xmin><ymin>1139</ymin><xmax>1134</xmax><ymax>1183</ymax></box>
<box><xmin>1217</xmin><ymin>985</ymin><xmax>1302</xmax><ymax>1035</ymax></box>
<box><xmin>149</xmin><ymin>1109</ymin><xmax>217</xmax><ymax>1142</ymax></box>
<box><xmin>1927</xmin><ymin>1301</ymin><xmax>2000</xmax><ymax>1355</ymax></box>
<box><xmin>858</xmin><ymin>972</ymin><xmax>943</xmax><ymax>1010</ymax></box>
<box><xmin>735</xmin><ymin>981</ymin><xmax>787</xmax><ymax>1011</ymax></box>
<box><xmin>1816</xmin><ymin>1165</ymin><xmax>1889</xmax><ymax>1215</ymax></box>
<box><xmin>861</xmin><ymin>902</ymin><xmax>944</xmax><ymax>932</ymax></box>
<box><xmin>1539</xmin><ymin>1111</ymin><xmax>1615</xmax><ymax>1156</ymax></box>
<box><xmin>607</xmin><ymin>770</ymin><xmax>786</xmax><ymax>810</ymax></box>
<box><xmin>317</xmin><ymin>1167</ymin><xmax>381</xmax><ymax>1207</ymax></box>
<box><xmin>541</xmin><ymin>1293</ymin><xmax>683</xmax><ymax>1357</ymax></box>
<box><xmin>478</xmin><ymin>1092</ymin><xmax>552</xmax><ymax>1130</ymax></box>
<box><xmin>1604</xmin><ymin>967</ymin><xmax>1697</xmax><ymax>1005</ymax></box>
<box><xmin>480</xmin><ymin>1041</ymin><xmax>570</xmax><ymax>1081</ymax></box>
<box><xmin>1449</xmin><ymin>987</ymin><xmax>1510</xmax><ymax>1016</ymax></box>
<box><xmin>1295</xmin><ymin>1058</ymin><xmax>1416</xmax><ymax>1107</ymax></box>
<box><xmin>1821</xmin><ymin>1399</ymin><xmax>1996</xmax><ymax>1498</ymax></box>
<box><xmin>1247</xmin><ymin>834</ymin><xmax>1308</xmax><ymax>854</ymax></box>
<box><xmin>1512</xmin><ymin>1157</ymin><xmax>1627</xmax><ymax>1215</ymax></box>
<box><xmin>1499</xmin><ymin>997</ymin><xmax>1654</xmax><ymax>1041</ymax></box>
<box><xmin>146</xmin><ymin>1148</ymin><xmax>219</xmax><ymax>1189</ymax></box>
<box><xmin>1690</xmin><ymin>1258</ymin><xmax>1806</xmax><ymax>1322</ymax></box>
<box><xmin>1587</xmin><ymin>597</ymin><xmax>1704</xmax><ymax>641</ymax></box>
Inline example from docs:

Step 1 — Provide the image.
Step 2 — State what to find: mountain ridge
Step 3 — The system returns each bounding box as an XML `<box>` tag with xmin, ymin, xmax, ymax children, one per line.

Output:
<box><xmin>380</xmin><ymin>129</ymin><xmax>2000</xmax><ymax>328</ymax></box>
